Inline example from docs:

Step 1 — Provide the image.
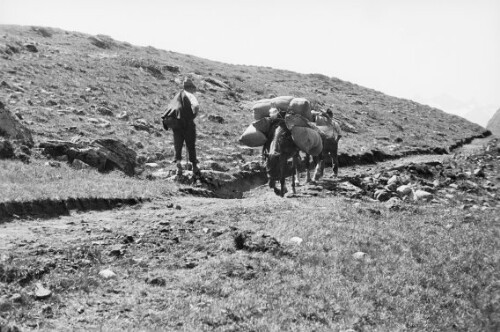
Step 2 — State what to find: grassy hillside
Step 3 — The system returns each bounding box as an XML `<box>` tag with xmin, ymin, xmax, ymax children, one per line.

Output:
<box><xmin>0</xmin><ymin>25</ymin><xmax>489</xmax><ymax>171</ymax></box>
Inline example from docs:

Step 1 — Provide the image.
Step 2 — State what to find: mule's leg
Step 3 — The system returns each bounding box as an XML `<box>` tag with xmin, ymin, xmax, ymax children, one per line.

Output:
<box><xmin>279</xmin><ymin>156</ymin><xmax>288</xmax><ymax>197</ymax></box>
<box><xmin>332</xmin><ymin>140</ymin><xmax>339</xmax><ymax>176</ymax></box>
<box><xmin>313</xmin><ymin>154</ymin><xmax>325</xmax><ymax>181</ymax></box>
<box><xmin>305</xmin><ymin>154</ymin><xmax>312</xmax><ymax>183</ymax></box>
<box><xmin>291</xmin><ymin>155</ymin><xmax>297</xmax><ymax>194</ymax></box>
<box><xmin>293</xmin><ymin>153</ymin><xmax>302</xmax><ymax>186</ymax></box>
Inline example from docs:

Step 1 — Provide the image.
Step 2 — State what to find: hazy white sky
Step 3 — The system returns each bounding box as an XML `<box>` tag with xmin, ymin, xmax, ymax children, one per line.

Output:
<box><xmin>1</xmin><ymin>0</ymin><xmax>499</xmax><ymax>125</ymax></box>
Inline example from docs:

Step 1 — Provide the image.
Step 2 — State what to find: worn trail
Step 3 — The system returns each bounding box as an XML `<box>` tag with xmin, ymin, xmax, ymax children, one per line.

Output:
<box><xmin>1</xmin><ymin>137</ymin><xmax>494</xmax><ymax>253</ymax></box>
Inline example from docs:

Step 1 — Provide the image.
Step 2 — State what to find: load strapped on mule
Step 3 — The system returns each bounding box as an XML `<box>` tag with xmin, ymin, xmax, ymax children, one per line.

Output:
<box><xmin>238</xmin><ymin>96</ymin><xmax>340</xmax><ymax>196</ymax></box>
<box><xmin>239</xmin><ymin>96</ymin><xmax>316</xmax><ymax>150</ymax></box>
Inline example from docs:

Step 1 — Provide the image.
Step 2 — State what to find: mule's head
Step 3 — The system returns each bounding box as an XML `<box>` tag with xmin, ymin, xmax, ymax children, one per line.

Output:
<box><xmin>265</xmin><ymin>122</ymin><xmax>285</xmax><ymax>185</ymax></box>
<box><xmin>266</xmin><ymin>152</ymin><xmax>281</xmax><ymax>182</ymax></box>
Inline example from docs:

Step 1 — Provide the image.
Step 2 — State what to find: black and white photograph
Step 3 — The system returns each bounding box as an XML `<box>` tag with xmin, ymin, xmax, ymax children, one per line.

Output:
<box><xmin>1</xmin><ymin>0</ymin><xmax>499</xmax><ymax>330</ymax></box>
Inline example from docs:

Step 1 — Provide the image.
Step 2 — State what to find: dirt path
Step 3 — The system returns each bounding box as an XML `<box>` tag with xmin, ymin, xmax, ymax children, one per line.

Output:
<box><xmin>1</xmin><ymin>137</ymin><xmax>494</xmax><ymax>253</ymax></box>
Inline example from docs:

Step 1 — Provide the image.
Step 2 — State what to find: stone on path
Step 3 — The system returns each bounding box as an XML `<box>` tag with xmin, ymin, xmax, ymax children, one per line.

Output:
<box><xmin>99</xmin><ymin>269</ymin><xmax>117</xmax><ymax>279</ymax></box>
<box><xmin>34</xmin><ymin>283</ymin><xmax>51</xmax><ymax>300</ymax></box>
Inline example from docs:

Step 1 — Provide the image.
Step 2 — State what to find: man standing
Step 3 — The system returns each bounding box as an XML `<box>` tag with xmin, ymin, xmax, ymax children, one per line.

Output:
<box><xmin>171</xmin><ymin>77</ymin><xmax>200</xmax><ymax>177</ymax></box>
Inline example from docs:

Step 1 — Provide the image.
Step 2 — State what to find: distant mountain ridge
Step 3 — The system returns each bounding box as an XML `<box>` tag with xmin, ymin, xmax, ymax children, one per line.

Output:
<box><xmin>486</xmin><ymin>108</ymin><xmax>500</xmax><ymax>136</ymax></box>
<box><xmin>0</xmin><ymin>24</ymin><xmax>490</xmax><ymax>170</ymax></box>
<box><xmin>416</xmin><ymin>94</ymin><xmax>495</xmax><ymax>127</ymax></box>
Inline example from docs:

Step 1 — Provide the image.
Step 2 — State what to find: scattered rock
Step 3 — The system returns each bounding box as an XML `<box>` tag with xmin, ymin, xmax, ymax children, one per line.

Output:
<box><xmin>41</xmin><ymin>304</ymin><xmax>53</xmax><ymax>318</ymax></box>
<box><xmin>145</xmin><ymin>276</ymin><xmax>166</xmax><ymax>286</ymax></box>
<box><xmin>71</xmin><ymin>158</ymin><xmax>92</xmax><ymax>170</ymax></box>
<box><xmin>374</xmin><ymin>189</ymin><xmax>391</xmax><ymax>202</ymax></box>
<box><xmin>233</xmin><ymin>231</ymin><xmax>282</xmax><ymax>253</ymax></box>
<box><xmin>144</xmin><ymin>162</ymin><xmax>159</xmax><ymax>168</ymax></box>
<box><xmin>396</xmin><ymin>185</ymin><xmax>412</xmax><ymax>196</ymax></box>
<box><xmin>352</xmin><ymin>252</ymin><xmax>367</xmax><ymax>260</ymax></box>
<box><xmin>24</xmin><ymin>43</ymin><xmax>38</xmax><ymax>52</ymax></box>
<box><xmin>337</xmin><ymin>181</ymin><xmax>363</xmax><ymax>197</ymax></box>
<box><xmin>34</xmin><ymin>283</ymin><xmax>51</xmax><ymax>300</ymax></box>
<box><xmin>97</xmin><ymin>106</ymin><xmax>113</xmax><ymax>116</ymax></box>
<box><xmin>150</xmin><ymin>169</ymin><xmax>171</xmax><ymax>179</ymax></box>
<box><xmin>473</xmin><ymin>167</ymin><xmax>485</xmax><ymax>177</ymax></box>
<box><xmin>385</xmin><ymin>197</ymin><xmax>402</xmax><ymax>210</ymax></box>
<box><xmin>132</xmin><ymin>119</ymin><xmax>151</xmax><ymax>132</ymax></box>
<box><xmin>0</xmin><ymin>297</ymin><xmax>13</xmax><ymax>312</ymax></box>
<box><xmin>208</xmin><ymin>114</ymin><xmax>225</xmax><ymax>124</ymax></box>
<box><xmin>10</xmin><ymin>293</ymin><xmax>23</xmax><ymax>304</ymax></box>
<box><xmin>412</xmin><ymin>190</ymin><xmax>433</xmax><ymax>201</ymax></box>
<box><xmin>289</xmin><ymin>237</ymin><xmax>303</xmax><ymax>245</ymax></box>
<box><xmin>99</xmin><ymin>269</ymin><xmax>117</xmax><ymax>279</ymax></box>
<box><xmin>44</xmin><ymin>161</ymin><xmax>61</xmax><ymax>168</ymax></box>
<box><xmin>204</xmin><ymin>77</ymin><xmax>230</xmax><ymax>90</ymax></box>
<box><xmin>108</xmin><ymin>245</ymin><xmax>125</xmax><ymax>257</ymax></box>
<box><xmin>116</xmin><ymin>111</ymin><xmax>129</xmax><ymax>120</ymax></box>
<box><xmin>387</xmin><ymin>175</ymin><xmax>399</xmax><ymax>186</ymax></box>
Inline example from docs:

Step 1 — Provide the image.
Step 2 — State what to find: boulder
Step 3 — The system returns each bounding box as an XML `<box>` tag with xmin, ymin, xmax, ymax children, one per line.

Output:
<box><xmin>0</xmin><ymin>102</ymin><xmax>34</xmax><ymax>146</ymax></box>
<box><xmin>40</xmin><ymin>138</ymin><xmax>137</xmax><ymax>176</ymax></box>
<box><xmin>0</xmin><ymin>139</ymin><xmax>14</xmax><ymax>159</ymax></box>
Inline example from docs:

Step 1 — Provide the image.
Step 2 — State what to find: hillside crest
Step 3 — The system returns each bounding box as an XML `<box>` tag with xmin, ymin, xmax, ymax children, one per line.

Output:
<box><xmin>0</xmin><ymin>24</ymin><xmax>489</xmax><ymax>171</ymax></box>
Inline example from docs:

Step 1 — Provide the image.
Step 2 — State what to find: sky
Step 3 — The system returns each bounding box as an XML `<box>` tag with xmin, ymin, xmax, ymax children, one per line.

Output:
<box><xmin>1</xmin><ymin>0</ymin><xmax>499</xmax><ymax>126</ymax></box>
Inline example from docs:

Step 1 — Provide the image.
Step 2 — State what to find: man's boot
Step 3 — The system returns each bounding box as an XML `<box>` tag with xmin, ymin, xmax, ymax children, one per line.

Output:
<box><xmin>192</xmin><ymin>163</ymin><xmax>201</xmax><ymax>177</ymax></box>
<box><xmin>176</xmin><ymin>161</ymin><xmax>183</xmax><ymax>176</ymax></box>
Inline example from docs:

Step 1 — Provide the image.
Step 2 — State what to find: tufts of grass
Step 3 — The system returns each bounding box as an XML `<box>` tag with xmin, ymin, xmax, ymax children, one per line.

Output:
<box><xmin>0</xmin><ymin>159</ymin><xmax>173</xmax><ymax>202</ymax></box>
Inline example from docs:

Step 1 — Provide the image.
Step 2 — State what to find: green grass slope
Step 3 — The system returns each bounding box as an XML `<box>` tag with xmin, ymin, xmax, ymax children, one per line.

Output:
<box><xmin>0</xmin><ymin>24</ymin><xmax>489</xmax><ymax>170</ymax></box>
